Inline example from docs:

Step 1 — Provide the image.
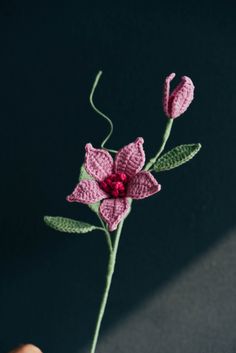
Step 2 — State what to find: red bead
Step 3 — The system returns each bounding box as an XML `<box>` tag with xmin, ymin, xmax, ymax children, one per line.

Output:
<box><xmin>111</xmin><ymin>189</ymin><xmax>119</xmax><ymax>198</ymax></box>
<box><xmin>99</xmin><ymin>172</ymin><xmax>128</xmax><ymax>198</ymax></box>
<box><xmin>116</xmin><ymin>182</ymin><xmax>125</xmax><ymax>191</ymax></box>
<box><xmin>117</xmin><ymin>172</ymin><xmax>128</xmax><ymax>182</ymax></box>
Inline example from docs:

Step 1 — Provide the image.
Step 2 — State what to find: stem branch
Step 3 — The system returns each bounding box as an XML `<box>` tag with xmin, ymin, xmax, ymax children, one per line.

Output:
<box><xmin>144</xmin><ymin>118</ymin><xmax>174</xmax><ymax>171</ymax></box>
<box><xmin>98</xmin><ymin>216</ymin><xmax>113</xmax><ymax>253</ymax></box>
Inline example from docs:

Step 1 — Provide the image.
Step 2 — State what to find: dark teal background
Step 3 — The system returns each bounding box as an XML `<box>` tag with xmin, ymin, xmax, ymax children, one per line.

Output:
<box><xmin>0</xmin><ymin>2</ymin><xmax>236</xmax><ymax>353</ymax></box>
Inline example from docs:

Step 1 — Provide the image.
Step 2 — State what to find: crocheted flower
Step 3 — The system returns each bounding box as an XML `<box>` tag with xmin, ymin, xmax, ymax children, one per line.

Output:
<box><xmin>163</xmin><ymin>73</ymin><xmax>194</xmax><ymax>119</ymax></box>
<box><xmin>67</xmin><ymin>138</ymin><xmax>161</xmax><ymax>231</ymax></box>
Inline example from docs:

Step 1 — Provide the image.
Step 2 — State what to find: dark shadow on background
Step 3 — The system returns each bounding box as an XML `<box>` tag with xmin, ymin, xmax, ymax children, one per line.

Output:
<box><xmin>0</xmin><ymin>2</ymin><xmax>235</xmax><ymax>353</ymax></box>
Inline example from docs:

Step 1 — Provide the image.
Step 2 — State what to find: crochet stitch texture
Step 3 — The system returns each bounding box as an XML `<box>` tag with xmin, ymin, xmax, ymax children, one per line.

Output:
<box><xmin>163</xmin><ymin>73</ymin><xmax>194</xmax><ymax>119</ymax></box>
<box><xmin>67</xmin><ymin>137</ymin><xmax>161</xmax><ymax>231</ymax></box>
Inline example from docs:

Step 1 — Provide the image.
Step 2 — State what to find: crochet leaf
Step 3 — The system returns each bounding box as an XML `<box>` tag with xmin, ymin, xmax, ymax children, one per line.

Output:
<box><xmin>79</xmin><ymin>165</ymin><xmax>100</xmax><ymax>213</ymax></box>
<box><xmin>79</xmin><ymin>164</ymin><xmax>93</xmax><ymax>181</ymax></box>
<box><xmin>154</xmin><ymin>143</ymin><xmax>201</xmax><ymax>172</ymax></box>
<box><xmin>88</xmin><ymin>202</ymin><xmax>100</xmax><ymax>213</ymax></box>
<box><xmin>44</xmin><ymin>216</ymin><xmax>98</xmax><ymax>234</ymax></box>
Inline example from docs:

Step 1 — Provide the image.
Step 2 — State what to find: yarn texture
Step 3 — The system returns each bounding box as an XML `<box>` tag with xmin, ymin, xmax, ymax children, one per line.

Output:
<box><xmin>67</xmin><ymin>137</ymin><xmax>161</xmax><ymax>231</ymax></box>
<box><xmin>163</xmin><ymin>73</ymin><xmax>194</xmax><ymax>119</ymax></box>
<box><xmin>44</xmin><ymin>70</ymin><xmax>202</xmax><ymax>353</ymax></box>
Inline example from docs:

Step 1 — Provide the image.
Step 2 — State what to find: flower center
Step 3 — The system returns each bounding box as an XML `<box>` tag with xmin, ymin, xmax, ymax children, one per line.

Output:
<box><xmin>99</xmin><ymin>172</ymin><xmax>129</xmax><ymax>198</ymax></box>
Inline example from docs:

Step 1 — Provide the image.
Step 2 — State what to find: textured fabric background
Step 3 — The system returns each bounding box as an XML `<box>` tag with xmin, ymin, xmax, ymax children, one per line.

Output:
<box><xmin>0</xmin><ymin>2</ymin><xmax>235</xmax><ymax>353</ymax></box>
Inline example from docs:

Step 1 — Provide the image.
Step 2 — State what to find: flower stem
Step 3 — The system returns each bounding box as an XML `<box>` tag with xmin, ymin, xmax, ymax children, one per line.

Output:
<box><xmin>89</xmin><ymin>219</ymin><xmax>125</xmax><ymax>353</ymax></box>
<box><xmin>98</xmin><ymin>216</ymin><xmax>113</xmax><ymax>253</ymax></box>
<box><xmin>144</xmin><ymin>118</ymin><xmax>174</xmax><ymax>171</ymax></box>
<box><xmin>89</xmin><ymin>71</ymin><xmax>115</xmax><ymax>151</ymax></box>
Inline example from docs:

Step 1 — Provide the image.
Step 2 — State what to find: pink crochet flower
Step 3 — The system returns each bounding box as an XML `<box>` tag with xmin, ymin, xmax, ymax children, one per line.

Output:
<box><xmin>163</xmin><ymin>73</ymin><xmax>194</xmax><ymax>119</ymax></box>
<box><xmin>67</xmin><ymin>138</ymin><xmax>161</xmax><ymax>231</ymax></box>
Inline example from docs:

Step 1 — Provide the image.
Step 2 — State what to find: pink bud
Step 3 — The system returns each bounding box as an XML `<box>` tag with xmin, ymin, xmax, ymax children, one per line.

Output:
<box><xmin>163</xmin><ymin>73</ymin><xmax>195</xmax><ymax>119</ymax></box>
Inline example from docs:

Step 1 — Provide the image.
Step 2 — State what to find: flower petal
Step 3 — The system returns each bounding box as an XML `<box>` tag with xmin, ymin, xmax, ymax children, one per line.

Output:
<box><xmin>99</xmin><ymin>198</ymin><xmax>130</xmax><ymax>231</ymax></box>
<box><xmin>85</xmin><ymin>143</ymin><xmax>114</xmax><ymax>181</ymax></box>
<box><xmin>127</xmin><ymin>171</ymin><xmax>161</xmax><ymax>199</ymax></box>
<box><xmin>114</xmin><ymin>137</ymin><xmax>145</xmax><ymax>178</ymax></box>
<box><xmin>66</xmin><ymin>180</ymin><xmax>108</xmax><ymax>204</ymax></box>
<box><xmin>169</xmin><ymin>76</ymin><xmax>194</xmax><ymax>118</ymax></box>
<box><xmin>163</xmin><ymin>73</ymin><xmax>176</xmax><ymax>117</ymax></box>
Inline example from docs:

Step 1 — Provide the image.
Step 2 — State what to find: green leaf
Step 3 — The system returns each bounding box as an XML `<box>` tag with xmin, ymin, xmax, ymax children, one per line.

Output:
<box><xmin>79</xmin><ymin>164</ymin><xmax>100</xmax><ymax>214</ymax></box>
<box><xmin>44</xmin><ymin>216</ymin><xmax>99</xmax><ymax>234</ymax></box>
<box><xmin>154</xmin><ymin>143</ymin><xmax>201</xmax><ymax>172</ymax></box>
<box><xmin>79</xmin><ymin>164</ymin><xmax>92</xmax><ymax>181</ymax></box>
<box><xmin>88</xmin><ymin>202</ymin><xmax>100</xmax><ymax>213</ymax></box>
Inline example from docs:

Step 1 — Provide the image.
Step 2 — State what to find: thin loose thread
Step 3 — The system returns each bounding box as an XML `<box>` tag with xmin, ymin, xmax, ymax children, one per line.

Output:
<box><xmin>89</xmin><ymin>71</ymin><xmax>117</xmax><ymax>153</ymax></box>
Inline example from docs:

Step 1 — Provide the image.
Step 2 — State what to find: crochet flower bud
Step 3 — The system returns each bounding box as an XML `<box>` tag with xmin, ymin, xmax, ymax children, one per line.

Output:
<box><xmin>163</xmin><ymin>73</ymin><xmax>194</xmax><ymax>119</ymax></box>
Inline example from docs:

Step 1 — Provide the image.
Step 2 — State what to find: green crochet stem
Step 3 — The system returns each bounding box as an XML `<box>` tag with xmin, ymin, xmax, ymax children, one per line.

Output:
<box><xmin>144</xmin><ymin>118</ymin><xmax>174</xmax><ymax>171</ymax></box>
<box><xmin>89</xmin><ymin>71</ymin><xmax>117</xmax><ymax>154</ymax></box>
<box><xmin>88</xmin><ymin>105</ymin><xmax>174</xmax><ymax>353</ymax></box>
<box><xmin>89</xmin><ymin>219</ymin><xmax>125</xmax><ymax>353</ymax></box>
<box><xmin>98</xmin><ymin>215</ymin><xmax>113</xmax><ymax>253</ymax></box>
